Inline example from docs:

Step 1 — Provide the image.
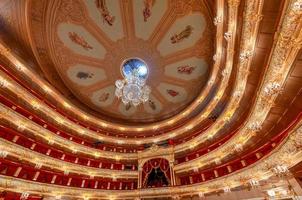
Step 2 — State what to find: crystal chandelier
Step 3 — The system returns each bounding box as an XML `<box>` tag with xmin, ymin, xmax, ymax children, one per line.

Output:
<box><xmin>115</xmin><ymin>58</ymin><xmax>151</xmax><ymax>106</ymax></box>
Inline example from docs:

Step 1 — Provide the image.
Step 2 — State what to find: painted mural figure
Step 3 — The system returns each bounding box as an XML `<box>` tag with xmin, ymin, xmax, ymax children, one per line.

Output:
<box><xmin>170</xmin><ymin>25</ymin><xmax>194</xmax><ymax>44</ymax></box>
<box><xmin>167</xmin><ymin>89</ymin><xmax>179</xmax><ymax>97</ymax></box>
<box><xmin>143</xmin><ymin>0</ymin><xmax>155</xmax><ymax>22</ymax></box>
<box><xmin>99</xmin><ymin>93</ymin><xmax>109</xmax><ymax>102</ymax></box>
<box><xmin>95</xmin><ymin>0</ymin><xmax>115</xmax><ymax>26</ymax></box>
<box><xmin>68</xmin><ymin>32</ymin><xmax>93</xmax><ymax>50</ymax></box>
<box><xmin>148</xmin><ymin>100</ymin><xmax>156</xmax><ymax>110</ymax></box>
<box><xmin>76</xmin><ymin>72</ymin><xmax>94</xmax><ymax>79</ymax></box>
<box><xmin>177</xmin><ymin>65</ymin><xmax>195</xmax><ymax>74</ymax></box>
<box><xmin>125</xmin><ymin>103</ymin><xmax>131</xmax><ymax>111</ymax></box>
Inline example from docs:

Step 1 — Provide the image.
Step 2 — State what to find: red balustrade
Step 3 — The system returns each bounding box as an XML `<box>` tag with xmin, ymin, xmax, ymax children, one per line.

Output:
<box><xmin>178</xmin><ymin>112</ymin><xmax>302</xmax><ymax>185</ymax></box>
<box><xmin>0</xmin><ymin>158</ymin><xmax>137</xmax><ymax>190</ymax></box>
<box><xmin>0</xmin><ymin>125</ymin><xmax>137</xmax><ymax>171</ymax></box>
<box><xmin>0</xmin><ymin>94</ymin><xmax>142</xmax><ymax>152</ymax></box>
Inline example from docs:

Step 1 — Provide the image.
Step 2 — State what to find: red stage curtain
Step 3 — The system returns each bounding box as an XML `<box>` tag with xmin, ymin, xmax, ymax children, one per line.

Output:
<box><xmin>142</xmin><ymin>158</ymin><xmax>170</xmax><ymax>188</ymax></box>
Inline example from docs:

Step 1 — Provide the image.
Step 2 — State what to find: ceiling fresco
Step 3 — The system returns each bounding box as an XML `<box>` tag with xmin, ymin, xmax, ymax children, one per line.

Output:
<box><xmin>28</xmin><ymin>0</ymin><xmax>214</xmax><ymax>123</ymax></box>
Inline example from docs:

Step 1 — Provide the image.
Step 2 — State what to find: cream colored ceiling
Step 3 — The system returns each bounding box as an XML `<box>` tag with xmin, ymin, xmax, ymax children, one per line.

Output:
<box><xmin>28</xmin><ymin>0</ymin><xmax>214</xmax><ymax>123</ymax></box>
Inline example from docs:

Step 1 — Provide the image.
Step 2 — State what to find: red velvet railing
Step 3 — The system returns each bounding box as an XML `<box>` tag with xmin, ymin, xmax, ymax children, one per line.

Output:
<box><xmin>175</xmin><ymin>103</ymin><xmax>249</xmax><ymax>163</ymax></box>
<box><xmin>0</xmin><ymin>94</ymin><xmax>143</xmax><ymax>153</ymax></box>
<box><xmin>0</xmin><ymin>158</ymin><xmax>137</xmax><ymax>190</ymax></box>
<box><xmin>178</xmin><ymin>112</ymin><xmax>302</xmax><ymax>185</ymax></box>
<box><xmin>176</xmin><ymin>94</ymin><xmax>302</xmax><ymax>164</ymax></box>
<box><xmin>0</xmin><ymin>125</ymin><xmax>137</xmax><ymax>171</ymax></box>
<box><xmin>0</xmin><ymin>63</ymin><xmax>237</xmax><ymax>158</ymax></box>
<box><xmin>2</xmin><ymin>109</ymin><xmax>297</xmax><ymax>190</ymax></box>
<box><xmin>0</xmin><ymin>65</ymin><xmax>250</xmax><ymax>168</ymax></box>
<box><xmin>176</xmin><ymin>127</ymin><xmax>238</xmax><ymax>163</ymax></box>
<box><xmin>0</xmin><ymin>91</ymin><xmax>231</xmax><ymax>168</ymax></box>
<box><xmin>0</xmin><ymin>111</ymin><xmax>296</xmax><ymax>190</ymax></box>
<box><xmin>173</xmin><ymin>118</ymin><xmax>215</xmax><ymax>145</ymax></box>
<box><xmin>0</xmin><ymin>92</ymin><xmax>224</xmax><ymax>153</ymax></box>
<box><xmin>0</xmin><ymin>79</ymin><xmax>244</xmax><ymax>166</ymax></box>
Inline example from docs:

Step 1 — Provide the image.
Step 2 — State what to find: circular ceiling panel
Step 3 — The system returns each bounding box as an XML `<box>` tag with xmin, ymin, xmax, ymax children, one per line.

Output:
<box><xmin>28</xmin><ymin>0</ymin><xmax>214</xmax><ymax>123</ymax></box>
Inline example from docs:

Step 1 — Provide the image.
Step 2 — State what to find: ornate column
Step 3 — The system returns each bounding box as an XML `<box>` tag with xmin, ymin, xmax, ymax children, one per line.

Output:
<box><xmin>138</xmin><ymin>165</ymin><xmax>143</xmax><ymax>189</ymax></box>
<box><xmin>169</xmin><ymin>161</ymin><xmax>176</xmax><ymax>186</ymax></box>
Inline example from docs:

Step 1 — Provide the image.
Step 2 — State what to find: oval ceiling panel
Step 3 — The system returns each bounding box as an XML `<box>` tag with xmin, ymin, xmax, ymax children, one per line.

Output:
<box><xmin>67</xmin><ymin>64</ymin><xmax>106</xmax><ymax>86</ymax></box>
<box><xmin>84</xmin><ymin>0</ymin><xmax>124</xmax><ymax>41</ymax></box>
<box><xmin>164</xmin><ymin>57</ymin><xmax>208</xmax><ymax>81</ymax></box>
<box><xmin>157</xmin><ymin>83</ymin><xmax>187</xmax><ymax>103</ymax></box>
<box><xmin>157</xmin><ymin>13</ymin><xmax>206</xmax><ymax>56</ymax></box>
<box><xmin>57</xmin><ymin>23</ymin><xmax>106</xmax><ymax>59</ymax></box>
<box><xmin>119</xmin><ymin>103</ymin><xmax>137</xmax><ymax>116</ymax></box>
<box><xmin>133</xmin><ymin>0</ymin><xmax>168</xmax><ymax>40</ymax></box>
<box><xmin>143</xmin><ymin>95</ymin><xmax>163</xmax><ymax>114</ymax></box>
<box><xmin>91</xmin><ymin>85</ymin><xmax>115</xmax><ymax>107</ymax></box>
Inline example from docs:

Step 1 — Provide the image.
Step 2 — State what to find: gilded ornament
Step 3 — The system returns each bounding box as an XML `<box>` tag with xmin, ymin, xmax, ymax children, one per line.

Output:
<box><xmin>227</xmin><ymin>0</ymin><xmax>241</xmax><ymax>7</ymax></box>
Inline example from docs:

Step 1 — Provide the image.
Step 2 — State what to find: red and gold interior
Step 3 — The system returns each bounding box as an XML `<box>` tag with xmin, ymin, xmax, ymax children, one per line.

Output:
<box><xmin>0</xmin><ymin>0</ymin><xmax>302</xmax><ymax>199</ymax></box>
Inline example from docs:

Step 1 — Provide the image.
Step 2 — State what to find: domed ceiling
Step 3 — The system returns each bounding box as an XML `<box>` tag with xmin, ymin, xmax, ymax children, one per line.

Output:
<box><xmin>1</xmin><ymin>0</ymin><xmax>302</xmax><ymax>199</ymax></box>
<box><xmin>28</xmin><ymin>0</ymin><xmax>214</xmax><ymax>123</ymax></box>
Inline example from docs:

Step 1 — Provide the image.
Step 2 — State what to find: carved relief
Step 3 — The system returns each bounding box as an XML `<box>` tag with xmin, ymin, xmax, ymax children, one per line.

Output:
<box><xmin>0</xmin><ymin>47</ymin><xmax>10</xmax><ymax>57</ymax></box>
<box><xmin>76</xmin><ymin>72</ymin><xmax>94</xmax><ymax>79</ymax></box>
<box><xmin>291</xmin><ymin>127</ymin><xmax>302</xmax><ymax>151</ymax></box>
<box><xmin>167</xmin><ymin>89</ymin><xmax>179</xmax><ymax>97</ymax></box>
<box><xmin>95</xmin><ymin>0</ymin><xmax>115</xmax><ymax>26</ymax></box>
<box><xmin>98</xmin><ymin>93</ymin><xmax>109</xmax><ymax>102</ymax></box>
<box><xmin>143</xmin><ymin>0</ymin><xmax>155</xmax><ymax>22</ymax></box>
<box><xmin>194</xmin><ymin>28</ymin><xmax>214</xmax><ymax>59</ymax></box>
<box><xmin>177</xmin><ymin>65</ymin><xmax>195</xmax><ymax>74</ymax></box>
<box><xmin>68</xmin><ymin>32</ymin><xmax>93</xmax><ymax>50</ymax></box>
<box><xmin>170</xmin><ymin>25</ymin><xmax>193</xmax><ymax>44</ymax></box>
<box><xmin>171</xmin><ymin>0</ymin><xmax>194</xmax><ymax>17</ymax></box>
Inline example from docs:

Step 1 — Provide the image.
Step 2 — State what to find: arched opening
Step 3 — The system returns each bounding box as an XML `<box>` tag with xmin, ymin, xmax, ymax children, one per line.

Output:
<box><xmin>142</xmin><ymin>158</ymin><xmax>171</xmax><ymax>188</ymax></box>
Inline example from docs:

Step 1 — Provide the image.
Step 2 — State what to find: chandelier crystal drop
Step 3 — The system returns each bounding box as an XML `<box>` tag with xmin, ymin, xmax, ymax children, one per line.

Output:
<box><xmin>115</xmin><ymin>58</ymin><xmax>151</xmax><ymax>106</ymax></box>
